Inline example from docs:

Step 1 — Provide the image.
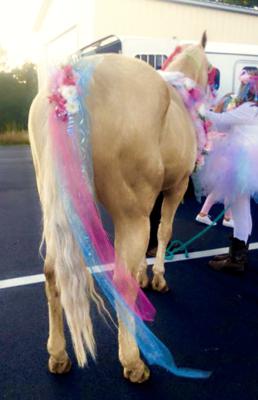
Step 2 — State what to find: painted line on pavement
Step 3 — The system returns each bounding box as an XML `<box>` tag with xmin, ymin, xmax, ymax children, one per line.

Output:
<box><xmin>1</xmin><ymin>242</ymin><xmax>258</xmax><ymax>290</ymax></box>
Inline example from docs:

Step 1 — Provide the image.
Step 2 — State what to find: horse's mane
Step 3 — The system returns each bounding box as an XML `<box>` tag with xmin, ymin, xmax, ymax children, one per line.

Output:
<box><xmin>163</xmin><ymin>44</ymin><xmax>203</xmax><ymax>72</ymax></box>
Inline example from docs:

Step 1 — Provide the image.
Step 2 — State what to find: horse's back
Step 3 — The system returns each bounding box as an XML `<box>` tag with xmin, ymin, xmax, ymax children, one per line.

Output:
<box><xmin>87</xmin><ymin>55</ymin><xmax>170</xmax><ymax>214</ymax></box>
<box><xmin>88</xmin><ymin>54</ymin><xmax>170</xmax><ymax>153</ymax></box>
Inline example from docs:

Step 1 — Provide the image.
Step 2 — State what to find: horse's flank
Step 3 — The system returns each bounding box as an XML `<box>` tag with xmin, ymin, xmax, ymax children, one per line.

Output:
<box><xmin>89</xmin><ymin>54</ymin><xmax>196</xmax><ymax>217</ymax></box>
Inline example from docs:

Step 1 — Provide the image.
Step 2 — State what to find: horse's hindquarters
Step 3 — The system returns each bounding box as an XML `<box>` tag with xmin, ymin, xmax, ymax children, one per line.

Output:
<box><xmin>87</xmin><ymin>55</ymin><xmax>170</xmax><ymax>218</ymax></box>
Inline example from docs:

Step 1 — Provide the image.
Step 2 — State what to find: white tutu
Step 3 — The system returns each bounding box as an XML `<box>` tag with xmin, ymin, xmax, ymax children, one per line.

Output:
<box><xmin>198</xmin><ymin>102</ymin><xmax>258</xmax><ymax>203</ymax></box>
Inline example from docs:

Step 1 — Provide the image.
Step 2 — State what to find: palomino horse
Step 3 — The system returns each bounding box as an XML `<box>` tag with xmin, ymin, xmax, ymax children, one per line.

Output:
<box><xmin>28</xmin><ymin>33</ymin><xmax>209</xmax><ymax>383</ymax></box>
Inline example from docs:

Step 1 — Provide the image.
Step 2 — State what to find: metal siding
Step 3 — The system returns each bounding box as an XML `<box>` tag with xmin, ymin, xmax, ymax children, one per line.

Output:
<box><xmin>93</xmin><ymin>0</ymin><xmax>258</xmax><ymax>45</ymax></box>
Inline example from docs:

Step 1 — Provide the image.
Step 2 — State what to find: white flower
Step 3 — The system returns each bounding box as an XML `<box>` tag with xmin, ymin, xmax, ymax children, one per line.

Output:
<box><xmin>66</xmin><ymin>101</ymin><xmax>79</xmax><ymax>114</ymax></box>
<box><xmin>198</xmin><ymin>103</ymin><xmax>206</xmax><ymax>117</ymax></box>
<box><xmin>184</xmin><ymin>78</ymin><xmax>196</xmax><ymax>91</ymax></box>
<box><xmin>159</xmin><ymin>71</ymin><xmax>183</xmax><ymax>80</ymax></box>
<box><xmin>59</xmin><ymin>85</ymin><xmax>77</xmax><ymax>100</ymax></box>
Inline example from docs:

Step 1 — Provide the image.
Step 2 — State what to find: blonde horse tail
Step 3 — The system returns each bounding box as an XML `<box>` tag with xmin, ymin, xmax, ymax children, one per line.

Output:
<box><xmin>32</xmin><ymin>111</ymin><xmax>106</xmax><ymax>367</ymax></box>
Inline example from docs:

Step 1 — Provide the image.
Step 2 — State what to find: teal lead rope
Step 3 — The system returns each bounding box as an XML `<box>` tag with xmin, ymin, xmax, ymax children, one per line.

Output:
<box><xmin>165</xmin><ymin>207</ymin><xmax>230</xmax><ymax>261</ymax></box>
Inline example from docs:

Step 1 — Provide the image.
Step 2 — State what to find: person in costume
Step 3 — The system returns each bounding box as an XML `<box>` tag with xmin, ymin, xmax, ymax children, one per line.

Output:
<box><xmin>196</xmin><ymin>191</ymin><xmax>234</xmax><ymax>227</ymax></box>
<box><xmin>200</xmin><ymin>69</ymin><xmax>258</xmax><ymax>271</ymax></box>
<box><xmin>195</xmin><ymin>94</ymin><xmax>237</xmax><ymax>228</ymax></box>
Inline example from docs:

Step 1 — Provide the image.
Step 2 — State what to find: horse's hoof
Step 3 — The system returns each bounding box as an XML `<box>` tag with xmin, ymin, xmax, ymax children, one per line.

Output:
<box><xmin>123</xmin><ymin>361</ymin><xmax>150</xmax><ymax>383</ymax></box>
<box><xmin>151</xmin><ymin>275</ymin><xmax>169</xmax><ymax>292</ymax></box>
<box><xmin>160</xmin><ymin>284</ymin><xmax>170</xmax><ymax>293</ymax></box>
<box><xmin>48</xmin><ymin>355</ymin><xmax>72</xmax><ymax>374</ymax></box>
<box><xmin>136</xmin><ymin>272</ymin><xmax>149</xmax><ymax>289</ymax></box>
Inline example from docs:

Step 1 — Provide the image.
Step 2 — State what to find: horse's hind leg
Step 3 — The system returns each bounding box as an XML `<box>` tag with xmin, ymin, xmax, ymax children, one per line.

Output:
<box><xmin>136</xmin><ymin>256</ymin><xmax>149</xmax><ymax>289</ymax></box>
<box><xmin>44</xmin><ymin>256</ymin><xmax>71</xmax><ymax>374</ymax></box>
<box><xmin>118</xmin><ymin>317</ymin><xmax>150</xmax><ymax>383</ymax></box>
<box><xmin>114</xmin><ymin>214</ymin><xmax>151</xmax><ymax>383</ymax></box>
<box><xmin>152</xmin><ymin>177</ymin><xmax>189</xmax><ymax>292</ymax></box>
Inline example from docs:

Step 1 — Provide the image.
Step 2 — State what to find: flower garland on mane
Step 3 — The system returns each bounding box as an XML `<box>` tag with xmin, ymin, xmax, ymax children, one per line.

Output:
<box><xmin>159</xmin><ymin>70</ymin><xmax>210</xmax><ymax>168</ymax></box>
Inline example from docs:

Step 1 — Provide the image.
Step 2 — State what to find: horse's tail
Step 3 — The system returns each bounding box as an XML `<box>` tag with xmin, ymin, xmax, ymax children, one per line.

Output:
<box><xmin>29</xmin><ymin>95</ymin><xmax>107</xmax><ymax>368</ymax></box>
<box><xmin>41</xmin><ymin>170</ymin><xmax>103</xmax><ymax>367</ymax></box>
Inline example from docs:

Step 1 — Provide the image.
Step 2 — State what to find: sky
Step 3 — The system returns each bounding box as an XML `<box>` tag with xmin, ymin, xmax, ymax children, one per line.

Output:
<box><xmin>0</xmin><ymin>0</ymin><xmax>43</xmax><ymax>68</ymax></box>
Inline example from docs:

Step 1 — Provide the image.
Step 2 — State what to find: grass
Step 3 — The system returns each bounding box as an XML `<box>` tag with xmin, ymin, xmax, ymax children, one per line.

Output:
<box><xmin>0</xmin><ymin>130</ymin><xmax>30</xmax><ymax>145</ymax></box>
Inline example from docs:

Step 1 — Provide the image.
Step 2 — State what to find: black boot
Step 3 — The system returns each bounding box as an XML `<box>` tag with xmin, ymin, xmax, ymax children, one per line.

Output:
<box><xmin>209</xmin><ymin>237</ymin><xmax>248</xmax><ymax>272</ymax></box>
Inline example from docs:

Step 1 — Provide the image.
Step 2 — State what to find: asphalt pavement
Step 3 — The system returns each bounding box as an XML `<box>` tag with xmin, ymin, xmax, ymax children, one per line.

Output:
<box><xmin>1</xmin><ymin>145</ymin><xmax>258</xmax><ymax>400</ymax></box>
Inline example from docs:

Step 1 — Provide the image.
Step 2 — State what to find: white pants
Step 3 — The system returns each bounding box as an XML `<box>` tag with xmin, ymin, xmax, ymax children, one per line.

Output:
<box><xmin>231</xmin><ymin>195</ymin><xmax>252</xmax><ymax>243</ymax></box>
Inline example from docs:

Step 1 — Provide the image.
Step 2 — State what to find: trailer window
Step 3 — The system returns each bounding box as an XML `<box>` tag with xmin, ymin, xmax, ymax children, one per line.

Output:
<box><xmin>135</xmin><ymin>54</ymin><xmax>167</xmax><ymax>70</ymax></box>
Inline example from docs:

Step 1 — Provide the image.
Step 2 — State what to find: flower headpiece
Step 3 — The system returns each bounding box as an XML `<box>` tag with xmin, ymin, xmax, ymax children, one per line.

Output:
<box><xmin>49</xmin><ymin>65</ymin><xmax>79</xmax><ymax>122</ymax></box>
<box><xmin>238</xmin><ymin>68</ymin><xmax>258</xmax><ymax>102</ymax></box>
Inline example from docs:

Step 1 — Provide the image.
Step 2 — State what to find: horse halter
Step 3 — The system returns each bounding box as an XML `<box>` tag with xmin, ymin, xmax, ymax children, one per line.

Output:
<box><xmin>161</xmin><ymin>46</ymin><xmax>182</xmax><ymax>71</ymax></box>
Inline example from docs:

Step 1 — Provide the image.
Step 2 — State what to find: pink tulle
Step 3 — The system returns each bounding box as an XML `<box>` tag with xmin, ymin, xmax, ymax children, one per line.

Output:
<box><xmin>49</xmin><ymin>111</ymin><xmax>156</xmax><ymax>322</ymax></box>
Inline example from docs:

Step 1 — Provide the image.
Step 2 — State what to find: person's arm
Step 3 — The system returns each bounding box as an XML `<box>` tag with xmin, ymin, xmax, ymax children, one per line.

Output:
<box><xmin>206</xmin><ymin>103</ymin><xmax>258</xmax><ymax>131</ymax></box>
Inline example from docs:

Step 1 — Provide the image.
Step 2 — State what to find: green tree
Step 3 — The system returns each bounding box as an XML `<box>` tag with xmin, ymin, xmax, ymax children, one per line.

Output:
<box><xmin>0</xmin><ymin>63</ymin><xmax>38</xmax><ymax>132</ymax></box>
<box><xmin>0</xmin><ymin>47</ymin><xmax>7</xmax><ymax>71</ymax></box>
<box><xmin>216</xmin><ymin>0</ymin><xmax>258</xmax><ymax>7</ymax></box>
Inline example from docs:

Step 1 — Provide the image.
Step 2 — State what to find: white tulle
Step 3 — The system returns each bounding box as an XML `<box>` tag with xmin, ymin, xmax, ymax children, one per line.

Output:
<box><xmin>200</xmin><ymin>102</ymin><xmax>258</xmax><ymax>202</ymax></box>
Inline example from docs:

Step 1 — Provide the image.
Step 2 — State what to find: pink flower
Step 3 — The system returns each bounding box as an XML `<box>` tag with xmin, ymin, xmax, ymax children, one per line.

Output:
<box><xmin>55</xmin><ymin>107</ymin><xmax>68</xmax><ymax>122</ymax></box>
<box><xmin>190</xmin><ymin>87</ymin><xmax>202</xmax><ymax>101</ymax></box>
<box><xmin>203</xmin><ymin>119</ymin><xmax>212</xmax><ymax>132</ymax></box>
<box><xmin>49</xmin><ymin>92</ymin><xmax>67</xmax><ymax>107</ymax></box>
<box><xmin>62</xmin><ymin>65</ymin><xmax>76</xmax><ymax>85</ymax></box>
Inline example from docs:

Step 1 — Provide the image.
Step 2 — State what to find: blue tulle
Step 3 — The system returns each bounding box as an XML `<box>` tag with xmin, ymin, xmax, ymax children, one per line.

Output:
<box><xmin>63</xmin><ymin>192</ymin><xmax>211</xmax><ymax>379</ymax></box>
